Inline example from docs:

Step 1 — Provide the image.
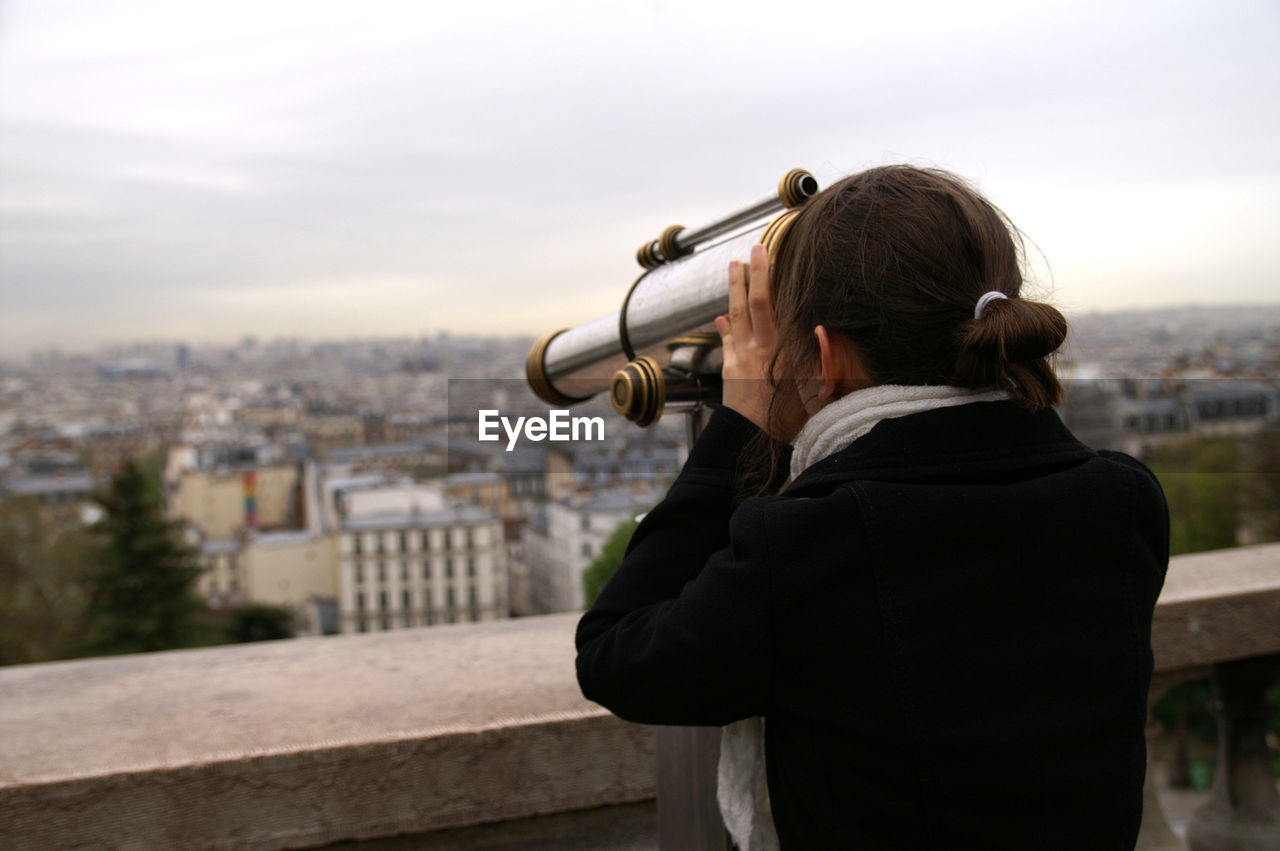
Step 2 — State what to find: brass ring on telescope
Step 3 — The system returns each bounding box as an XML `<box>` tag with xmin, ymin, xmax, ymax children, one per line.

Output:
<box><xmin>635</xmin><ymin>241</ymin><xmax>660</xmax><ymax>270</ymax></box>
<box><xmin>668</xmin><ymin>331</ymin><xmax>721</xmax><ymax>349</ymax></box>
<box><xmin>778</xmin><ymin>168</ymin><xmax>819</xmax><ymax>208</ymax></box>
<box><xmin>611</xmin><ymin>355</ymin><xmax>665</xmax><ymax>427</ymax></box>
<box><xmin>760</xmin><ymin>208</ymin><xmax>802</xmax><ymax>264</ymax></box>
<box><xmin>525</xmin><ymin>329</ymin><xmax>593</xmax><ymax>406</ymax></box>
<box><xmin>638</xmin><ymin>356</ymin><xmax>665</xmax><ymax>426</ymax></box>
<box><xmin>617</xmin><ymin>268</ymin><xmax>653</xmax><ymax>361</ymax></box>
<box><xmin>658</xmin><ymin>224</ymin><xmax>688</xmax><ymax>263</ymax></box>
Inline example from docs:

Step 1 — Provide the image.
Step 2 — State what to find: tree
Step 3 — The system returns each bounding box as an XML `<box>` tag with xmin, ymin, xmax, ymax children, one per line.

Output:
<box><xmin>582</xmin><ymin>518</ymin><xmax>638</xmax><ymax>608</ymax></box>
<box><xmin>0</xmin><ymin>498</ymin><xmax>93</xmax><ymax>665</ymax></box>
<box><xmin>1144</xmin><ymin>436</ymin><xmax>1243</xmax><ymax>556</ymax></box>
<box><xmin>76</xmin><ymin>460</ymin><xmax>205</xmax><ymax>656</ymax></box>
<box><xmin>1243</xmin><ymin>429</ymin><xmax>1280</xmax><ymax>544</ymax></box>
<box><xmin>226</xmin><ymin>603</ymin><xmax>294</xmax><ymax>642</ymax></box>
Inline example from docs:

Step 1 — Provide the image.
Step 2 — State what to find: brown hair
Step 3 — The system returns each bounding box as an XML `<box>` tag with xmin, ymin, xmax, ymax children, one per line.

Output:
<box><xmin>741</xmin><ymin>165</ymin><xmax>1068</xmax><ymax>494</ymax></box>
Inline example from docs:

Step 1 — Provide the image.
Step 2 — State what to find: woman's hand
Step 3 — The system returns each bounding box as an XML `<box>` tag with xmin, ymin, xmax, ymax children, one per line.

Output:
<box><xmin>714</xmin><ymin>243</ymin><xmax>777</xmax><ymax>433</ymax></box>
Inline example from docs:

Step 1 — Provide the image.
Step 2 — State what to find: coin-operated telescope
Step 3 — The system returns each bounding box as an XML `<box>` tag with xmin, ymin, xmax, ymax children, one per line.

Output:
<box><xmin>525</xmin><ymin>169</ymin><xmax>820</xmax><ymax>427</ymax></box>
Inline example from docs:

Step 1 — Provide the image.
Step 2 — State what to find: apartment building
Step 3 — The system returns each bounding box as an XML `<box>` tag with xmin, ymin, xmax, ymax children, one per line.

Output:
<box><xmin>337</xmin><ymin>504</ymin><xmax>506</xmax><ymax>633</ymax></box>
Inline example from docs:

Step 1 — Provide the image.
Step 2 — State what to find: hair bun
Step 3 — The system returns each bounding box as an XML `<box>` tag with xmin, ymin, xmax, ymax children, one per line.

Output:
<box><xmin>953</xmin><ymin>296</ymin><xmax>1068</xmax><ymax>409</ymax></box>
<box><xmin>979</xmin><ymin>297</ymin><xmax>1067</xmax><ymax>362</ymax></box>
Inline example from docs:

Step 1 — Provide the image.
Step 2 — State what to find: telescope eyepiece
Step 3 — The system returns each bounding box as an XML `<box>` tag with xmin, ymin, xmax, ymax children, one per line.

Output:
<box><xmin>611</xmin><ymin>356</ymin><xmax>665</xmax><ymax>428</ymax></box>
<box><xmin>779</xmin><ymin>168</ymin><xmax>819</xmax><ymax>208</ymax></box>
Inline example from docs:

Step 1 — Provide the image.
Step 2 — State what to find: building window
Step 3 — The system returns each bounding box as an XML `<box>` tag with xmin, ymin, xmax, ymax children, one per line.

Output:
<box><xmin>401</xmin><ymin>561</ymin><xmax>409</xmax><ymax>581</ymax></box>
<box><xmin>467</xmin><ymin>557</ymin><xmax>476</xmax><ymax>577</ymax></box>
<box><xmin>446</xmin><ymin>558</ymin><xmax>454</xmax><ymax>579</ymax></box>
<box><xmin>423</xmin><ymin>562</ymin><xmax>431</xmax><ymax>580</ymax></box>
<box><xmin>468</xmin><ymin>586</ymin><xmax>478</xmax><ymax>620</ymax></box>
<box><xmin>399</xmin><ymin>531</ymin><xmax>408</xmax><ymax>552</ymax></box>
<box><xmin>353</xmin><ymin>535</ymin><xmax>363</xmax><ymax>556</ymax></box>
<box><xmin>582</xmin><ymin>541</ymin><xmax>592</xmax><ymax>558</ymax></box>
<box><xmin>379</xmin><ymin>590</ymin><xmax>388</xmax><ymax>611</ymax></box>
<box><xmin>357</xmin><ymin>591</ymin><xmax>366</xmax><ymax>612</ymax></box>
<box><xmin>444</xmin><ymin>529</ymin><xmax>452</xmax><ymax>550</ymax></box>
<box><xmin>466</xmin><ymin>527</ymin><xmax>474</xmax><ymax>548</ymax></box>
<box><xmin>355</xmin><ymin>563</ymin><xmax>364</xmax><ymax>583</ymax></box>
<box><xmin>402</xmin><ymin>590</ymin><xmax>413</xmax><ymax>626</ymax></box>
<box><xmin>421</xmin><ymin>531</ymin><xmax>430</xmax><ymax>551</ymax></box>
<box><xmin>357</xmin><ymin>616</ymin><xmax>368</xmax><ymax>633</ymax></box>
<box><xmin>580</xmin><ymin>514</ymin><xmax>589</xmax><ymax>532</ymax></box>
<box><xmin>378</xmin><ymin>561</ymin><xmax>387</xmax><ymax>582</ymax></box>
<box><xmin>377</xmin><ymin>534</ymin><xmax>386</xmax><ymax>555</ymax></box>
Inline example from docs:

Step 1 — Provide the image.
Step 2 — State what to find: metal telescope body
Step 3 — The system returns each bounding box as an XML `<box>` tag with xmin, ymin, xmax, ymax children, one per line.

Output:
<box><xmin>526</xmin><ymin>170</ymin><xmax>819</xmax><ymax>425</ymax></box>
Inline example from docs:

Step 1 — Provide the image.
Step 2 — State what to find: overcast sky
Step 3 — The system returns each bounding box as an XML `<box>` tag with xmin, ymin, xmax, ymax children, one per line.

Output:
<box><xmin>1</xmin><ymin>0</ymin><xmax>1277</xmax><ymax>358</ymax></box>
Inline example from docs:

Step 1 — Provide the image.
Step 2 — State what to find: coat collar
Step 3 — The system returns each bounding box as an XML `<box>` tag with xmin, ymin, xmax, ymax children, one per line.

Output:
<box><xmin>783</xmin><ymin>400</ymin><xmax>1096</xmax><ymax>496</ymax></box>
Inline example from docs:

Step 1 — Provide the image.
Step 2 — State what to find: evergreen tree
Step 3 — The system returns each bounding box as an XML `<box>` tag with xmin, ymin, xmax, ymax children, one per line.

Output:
<box><xmin>582</xmin><ymin>518</ymin><xmax>638</xmax><ymax>608</ymax></box>
<box><xmin>77</xmin><ymin>460</ymin><xmax>204</xmax><ymax>655</ymax></box>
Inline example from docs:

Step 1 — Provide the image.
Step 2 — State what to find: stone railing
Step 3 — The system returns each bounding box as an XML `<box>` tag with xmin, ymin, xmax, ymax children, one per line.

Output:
<box><xmin>1</xmin><ymin>544</ymin><xmax>1277</xmax><ymax>850</ymax></box>
<box><xmin>1141</xmin><ymin>542</ymin><xmax>1280</xmax><ymax>850</ymax></box>
<box><xmin>0</xmin><ymin>614</ymin><xmax>655</xmax><ymax>850</ymax></box>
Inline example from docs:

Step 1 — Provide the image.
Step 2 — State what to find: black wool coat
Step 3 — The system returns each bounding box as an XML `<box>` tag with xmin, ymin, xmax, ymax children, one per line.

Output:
<box><xmin>576</xmin><ymin>400</ymin><xmax>1169</xmax><ymax>850</ymax></box>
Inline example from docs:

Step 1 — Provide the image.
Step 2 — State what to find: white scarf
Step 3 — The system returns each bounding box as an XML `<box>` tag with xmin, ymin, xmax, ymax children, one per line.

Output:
<box><xmin>718</xmin><ymin>384</ymin><xmax>1009</xmax><ymax>850</ymax></box>
<box><xmin>789</xmin><ymin>384</ymin><xmax>1011</xmax><ymax>479</ymax></box>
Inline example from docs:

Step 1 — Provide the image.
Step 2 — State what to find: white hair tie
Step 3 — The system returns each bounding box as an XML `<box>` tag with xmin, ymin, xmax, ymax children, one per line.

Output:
<box><xmin>974</xmin><ymin>291</ymin><xmax>1008</xmax><ymax>319</ymax></box>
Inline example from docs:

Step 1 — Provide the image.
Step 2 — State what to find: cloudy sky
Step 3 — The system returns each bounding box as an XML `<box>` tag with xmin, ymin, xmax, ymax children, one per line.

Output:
<box><xmin>1</xmin><ymin>0</ymin><xmax>1276</xmax><ymax>358</ymax></box>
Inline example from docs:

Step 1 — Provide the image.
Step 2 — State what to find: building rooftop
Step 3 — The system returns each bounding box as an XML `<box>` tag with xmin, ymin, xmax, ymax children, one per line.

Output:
<box><xmin>250</xmin><ymin>530</ymin><xmax>323</xmax><ymax>548</ymax></box>
<box><xmin>325</xmin><ymin>442</ymin><xmax>438</xmax><ymax>463</ymax></box>
<box><xmin>568</xmin><ymin>486</ymin><xmax>664</xmax><ymax>514</ymax></box>
<box><xmin>341</xmin><ymin>503</ymin><xmax>495</xmax><ymax>531</ymax></box>
<box><xmin>2</xmin><ymin>471</ymin><xmax>96</xmax><ymax>496</ymax></box>
<box><xmin>200</xmin><ymin>539</ymin><xmax>240</xmax><ymax>556</ymax></box>
<box><xmin>445</xmin><ymin>471</ymin><xmax>502</xmax><ymax>486</ymax></box>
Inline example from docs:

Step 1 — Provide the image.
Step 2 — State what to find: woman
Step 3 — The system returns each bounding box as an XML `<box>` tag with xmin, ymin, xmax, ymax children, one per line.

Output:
<box><xmin>575</xmin><ymin>166</ymin><xmax>1169</xmax><ymax>849</ymax></box>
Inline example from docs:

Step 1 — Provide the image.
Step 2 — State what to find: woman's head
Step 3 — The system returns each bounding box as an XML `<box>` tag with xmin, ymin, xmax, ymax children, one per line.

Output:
<box><xmin>767</xmin><ymin>165</ymin><xmax>1067</xmax><ymax>428</ymax></box>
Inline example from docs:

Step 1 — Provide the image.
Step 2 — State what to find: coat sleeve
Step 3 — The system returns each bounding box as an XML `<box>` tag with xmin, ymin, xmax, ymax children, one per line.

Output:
<box><xmin>575</xmin><ymin>406</ymin><xmax>780</xmax><ymax>726</ymax></box>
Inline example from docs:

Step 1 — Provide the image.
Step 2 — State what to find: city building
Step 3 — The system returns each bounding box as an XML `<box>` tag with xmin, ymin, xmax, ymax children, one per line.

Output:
<box><xmin>197</xmin><ymin>539</ymin><xmax>243</xmax><ymax>607</ymax></box>
<box><xmin>545</xmin><ymin>430</ymin><xmax>682</xmax><ymax>501</ymax></box>
<box><xmin>1058</xmin><ymin>378</ymin><xmax>1280</xmax><ymax>456</ymax></box>
<box><xmin>524</xmin><ymin>486</ymin><xmax>661</xmax><ymax>614</ymax></box>
<box><xmin>165</xmin><ymin>442</ymin><xmax>302</xmax><ymax>539</ymax></box>
<box><xmin>337</xmin><ymin>504</ymin><xmax>506</xmax><ymax>633</ymax></box>
<box><xmin>196</xmin><ymin>531</ymin><xmax>338</xmax><ymax>635</ymax></box>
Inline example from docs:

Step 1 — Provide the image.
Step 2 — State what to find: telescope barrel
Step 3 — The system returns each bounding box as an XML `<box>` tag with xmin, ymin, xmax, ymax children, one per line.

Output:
<box><xmin>527</xmin><ymin>226</ymin><xmax>763</xmax><ymax>405</ymax></box>
<box><xmin>637</xmin><ymin>168</ymin><xmax>819</xmax><ymax>266</ymax></box>
<box><xmin>525</xmin><ymin>168</ymin><xmax>819</xmax><ymax>421</ymax></box>
<box><xmin>675</xmin><ymin>197</ymin><xmax>779</xmax><ymax>253</ymax></box>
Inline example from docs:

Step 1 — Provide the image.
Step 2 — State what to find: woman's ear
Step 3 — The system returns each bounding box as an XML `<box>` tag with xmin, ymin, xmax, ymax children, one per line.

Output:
<box><xmin>814</xmin><ymin>325</ymin><xmax>872</xmax><ymax>400</ymax></box>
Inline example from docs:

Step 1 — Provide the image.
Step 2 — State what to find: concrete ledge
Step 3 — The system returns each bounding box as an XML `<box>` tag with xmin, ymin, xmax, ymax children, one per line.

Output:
<box><xmin>1</xmin><ymin>546</ymin><xmax>1277</xmax><ymax>849</ymax></box>
<box><xmin>1152</xmin><ymin>543</ymin><xmax>1280</xmax><ymax>672</ymax></box>
<box><xmin>0</xmin><ymin>614</ymin><xmax>654</xmax><ymax>850</ymax></box>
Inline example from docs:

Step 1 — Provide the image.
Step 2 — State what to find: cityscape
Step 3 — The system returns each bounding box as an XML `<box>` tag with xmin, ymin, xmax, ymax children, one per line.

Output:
<box><xmin>2</xmin><ymin>304</ymin><xmax>1278</xmax><ymax>847</ymax></box>
<box><xmin>2</xmin><ymin>303</ymin><xmax>1278</xmax><ymax>650</ymax></box>
<box><xmin>2</xmin><ymin>1</ymin><xmax>1277</xmax><ymax>845</ymax></box>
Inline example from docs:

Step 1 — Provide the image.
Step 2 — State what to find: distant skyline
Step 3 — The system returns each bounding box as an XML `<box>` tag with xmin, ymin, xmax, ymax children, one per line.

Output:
<box><xmin>2</xmin><ymin>0</ymin><xmax>1278</xmax><ymax>358</ymax></box>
